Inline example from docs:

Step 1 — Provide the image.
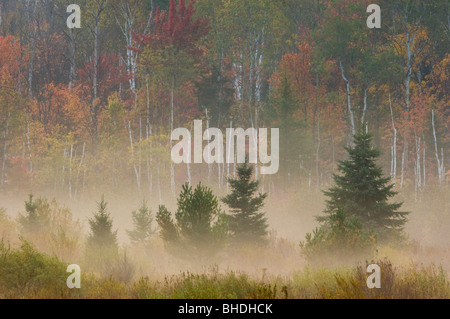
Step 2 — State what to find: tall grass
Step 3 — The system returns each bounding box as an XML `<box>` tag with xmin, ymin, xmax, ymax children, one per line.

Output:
<box><xmin>0</xmin><ymin>241</ymin><xmax>448</xmax><ymax>299</ymax></box>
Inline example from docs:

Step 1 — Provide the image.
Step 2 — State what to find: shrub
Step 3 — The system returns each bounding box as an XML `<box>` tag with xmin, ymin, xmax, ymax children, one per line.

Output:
<box><xmin>0</xmin><ymin>239</ymin><xmax>70</xmax><ymax>298</ymax></box>
<box><xmin>300</xmin><ymin>209</ymin><xmax>376</xmax><ymax>266</ymax></box>
<box><xmin>0</xmin><ymin>208</ymin><xmax>17</xmax><ymax>244</ymax></box>
<box><xmin>17</xmin><ymin>196</ymin><xmax>82</xmax><ymax>261</ymax></box>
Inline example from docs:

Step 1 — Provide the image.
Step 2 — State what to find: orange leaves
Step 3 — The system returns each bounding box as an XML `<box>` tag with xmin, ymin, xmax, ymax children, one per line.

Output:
<box><xmin>30</xmin><ymin>84</ymin><xmax>89</xmax><ymax>139</ymax></box>
<box><xmin>428</xmin><ymin>53</ymin><xmax>450</xmax><ymax>100</ymax></box>
<box><xmin>0</xmin><ymin>35</ymin><xmax>25</xmax><ymax>86</ymax></box>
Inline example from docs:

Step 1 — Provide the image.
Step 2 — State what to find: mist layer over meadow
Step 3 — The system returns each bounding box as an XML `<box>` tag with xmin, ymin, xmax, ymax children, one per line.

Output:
<box><xmin>0</xmin><ymin>0</ymin><xmax>449</xmax><ymax>299</ymax></box>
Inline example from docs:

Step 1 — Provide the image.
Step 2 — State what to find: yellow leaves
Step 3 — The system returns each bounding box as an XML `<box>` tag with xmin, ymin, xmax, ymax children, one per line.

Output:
<box><xmin>391</xmin><ymin>26</ymin><xmax>432</xmax><ymax>70</ymax></box>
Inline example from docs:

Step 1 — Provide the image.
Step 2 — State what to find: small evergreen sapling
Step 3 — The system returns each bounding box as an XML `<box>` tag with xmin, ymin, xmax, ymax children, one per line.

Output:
<box><xmin>127</xmin><ymin>200</ymin><xmax>155</xmax><ymax>247</ymax></box>
<box><xmin>86</xmin><ymin>196</ymin><xmax>118</xmax><ymax>260</ymax></box>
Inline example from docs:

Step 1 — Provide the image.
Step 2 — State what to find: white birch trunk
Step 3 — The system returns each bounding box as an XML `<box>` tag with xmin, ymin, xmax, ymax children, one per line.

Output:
<box><xmin>129</xmin><ymin>121</ymin><xmax>141</xmax><ymax>191</ymax></box>
<box><xmin>339</xmin><ymin>59</ymin><xmax>355</xmax><ymax>139</ymax></box>
<box><xmin>432</xmin><ymin>109</ymin><xmax>443</xmax><ymax>184</ymax></box>
<box><xmin>389</xmin><ymin>94</ymin><xmax>397</xmax><ymax>185</ymax></box>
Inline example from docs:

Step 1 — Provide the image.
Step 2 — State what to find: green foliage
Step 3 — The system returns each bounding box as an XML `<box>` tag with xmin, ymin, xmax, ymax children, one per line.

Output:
<box><xmin>156</xmin><ymin>205</ymin><xmax>180</xmax><ymax>244</ymax></box>
<box><xmin>320</xmin><ymin>131</ymin><xmax>409</xmax><ymax>242</ymax></box>
<box><xmin>156</xmin><ymin>182</ymin><xmax>227</xmax><ymax>259</ymax></box>
<box><xmin>222</xmin><ymin>162</ymin><xmax>268</xmax><ymax>244</ymax></box>
<box><xmin>0</xmin><ymin>243</ymin><xmax>448</xmax><ymax>299</ymax></box>
<box><xmin>131</xmin><ymin>268</ymin><xmax>284</xmax><ymax>299</ymax></box>
<box><xmin>16</xmin><ymin>195</ymin><xmax>82</xmax><ymax>261</ymax></box>
<box><xmin>87</xmin><ymin>196</ymin><xmax>118</xmax><ymax>250</ymax></box>
<box><xmin>18</xmin><ymin>195</ymin><xmax>51</xmax><ymax>234</ymax></box>
<box><xmin>127</xmin><ymin>200</ymin><xmax>155</xmax><ymax>247</ymax></box>
<box><xmin>300</xmin><ymin>209</ymin><xmax>376</xmax><ymax>266</ymax></box>
<box><xmin>0</xmin><ymin>208</ymin><xmax>16</xmax><ymax>243</ymax></box>
<box><xmin>0</xmin><ymin>239</ymin><xmax>69</xmax><ymax>298</ymax></box>
<box><xmin>86</xmin><ymin>196</ymin><xmax>119</xmax><ymax>267</ymax></box>
<box><xmin>317</xmin><ymin>260</ymin><xmax>450</xmax><ymax>299</ymax></box>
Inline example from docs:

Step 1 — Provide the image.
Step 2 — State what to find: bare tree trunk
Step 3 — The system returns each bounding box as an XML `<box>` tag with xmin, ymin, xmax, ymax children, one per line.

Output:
<box><xmin>146</xmin><ymin>78</ymin><xmax>151</xmax><ymax>137</ymax></box>
<box><xmin>331</xmin><ymin>134</ymin><xmax>335</xmax><ymax>173</ymax></box>
<box><xmin>68</xmin><ymin>28</ymin><xmax>76</xmax><ymax>90</ymax></box>
<box><xmin>414</xmin><ymin>134</ymin><xmax>421</xmax><ymax>201</ymax></box>
<box><xmin>26</xmin><ymin>120</ymin><xmax>33</xmax><ymax>174</ymax></box>
<box><xmin>404</xmin><ymin>28</ymin><xmax>416</xmax><ymax>112</ymax></box>
<box><xmin>62</xmin><ymin>146</ymin><xmax>67</xmax><ymax>191</ymax></box>
<box><xmin>316</xmin><ymin>114</ymin><xmax>321</xmax><ymax>190</ymax></box>
<box><xmin>139</xmin><ymin>115</ymin><xmax>142</xmax><ymax>184</ymax></box>
<box><xmin>1</xmin><ymin>112</ymin><xmax>10</xmax><ymax>186</ymax></box>
<box><xmin>423</xmin><ymin>137</ymin><xmax>426</xmax><ymax>188</ymax></box>
<box><xmin>432</xmin><ymin>109</ymin><xmax>443</xmax><ymax>184</ymax></box>
<box><xmin>400</xmin><ymin>150</ymin><xmax>405</xmax><ymax>189</ymax></box>
<box><xmin>339</xmin><ymin>59</ymin><xmax>355</xmax><ymax>140</ymax></box>
<box><xmin>74</xmin><ymin>142</ymin><xmax>85</xmax><ymax>199</ymax></box>
<box><xmin>129</xmin><ymin>121</ymin><xmax>141</xmax><ymax>191</ymax></box>
<box><xmin>69</xmin><ymin>144</ymin><xmax>73</xmax><ymax>198</ymax></box>
<box><xmin>170</xmin><ymin>77</ymin><xmax>175</xmax><ymax>195</ymax></box>
<box><xmin>157</xmin><ymin>162</ymin><xmax>162</xmax><ymax>205</ymax></box>
<box><xmin>28</xmin><ymin>24</ymin><xmax>37</xmax><ymax>98</ymax></box>
<box><xmin>93</xmin><ymin>21</ymin><xmax>98</xmax><ymax>103</ymax></box>
<box><xmin>145</xmin><ymin>78</ymin><xmax>153</xmax><ymax>193</ymax></box>
<box><xmin>361</xmin><ymin>87</ymin><xmax>368</xmax><ymax>124</ymax></box>
<box><xmin>389</xmin><ymin>94</ymin><xmax>397</xmax><ymax>185</ymax></box>
<box><xmin>254</xmin><ymin>106</ymin><xmax>259</xmax><ymax>181</ymax></box>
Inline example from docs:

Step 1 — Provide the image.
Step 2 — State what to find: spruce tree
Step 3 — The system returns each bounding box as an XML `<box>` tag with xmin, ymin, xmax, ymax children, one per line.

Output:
<box><xmin>127</xmin><ymin>201</ymin><xmax>155</xmax><ymax>247</ymax></box>
<box><xmin>319</xmin><ymin>130</ymin><xmax>408</xmax><ymax>241</ymax></box>
<box><xmin>18</xmin><ymin>195</ymin><xmax>50</xmax><ymax>234</ymax></box>
<box><xmin>87</xmin><ymin>196</ymin><xmax>118</xmax><ymax>254</ymax></box>
<box><xmin>222</xmin><ymin>162</ymin><xmax>268</xmax><ymax>244</ymax></box>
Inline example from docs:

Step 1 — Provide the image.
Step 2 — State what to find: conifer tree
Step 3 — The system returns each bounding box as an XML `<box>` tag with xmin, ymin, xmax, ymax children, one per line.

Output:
<box><xmin>18</xmin><ymin>195</ymin><xmax>50</xmax><ymax>234</ymax></box>
<box><xmin>319</xmin><ymin>130</ymin><xmax>408</xmax><ymax>241</ymax></box>
<box><xmin>156</xmin><ymin>182</ymin><xmax>227</xmax><ymax>258</ymax></box>
<box><xmin>127</xmin><ymin>201</ymin><xmax>155</xmax><ymax>246</ymax></box>
<box><xmin>87</xmin><ymin>196</ymin><xmax>118</xmax><ymax>254</ymax></box>
<box><xmin>222</xmin><ymin>162</ymin><xmax>268</xmax><ymax>244</ymax></box>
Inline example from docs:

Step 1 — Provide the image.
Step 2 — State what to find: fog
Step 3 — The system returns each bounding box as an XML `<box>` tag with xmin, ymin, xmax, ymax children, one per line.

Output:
<box><xmin>2</xmin><ymin>182</ymin><xmax>449</xmax><ymax>281</ymax></box>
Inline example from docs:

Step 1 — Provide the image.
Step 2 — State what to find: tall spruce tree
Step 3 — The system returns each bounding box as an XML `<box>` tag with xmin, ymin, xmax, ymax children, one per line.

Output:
<box><xmin>319</xmin><ymin>130</ymin><xmax>408</xmax><ymax>241</ymax></box>
<box><xmin>222</xmin><ymin>162</ymin><xmax>268</xmax><ymax>244</ymax></box>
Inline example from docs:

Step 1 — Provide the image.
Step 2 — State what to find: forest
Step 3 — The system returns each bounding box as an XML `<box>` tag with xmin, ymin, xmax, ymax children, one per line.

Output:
<box><xmin>0</xmin><ymin>0</ymin><xmax>449</xmax><ymax>299</ymax></box>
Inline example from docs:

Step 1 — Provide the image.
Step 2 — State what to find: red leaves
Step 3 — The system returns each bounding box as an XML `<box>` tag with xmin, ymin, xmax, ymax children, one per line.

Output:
<box><xmin>133</xmin><ymin>0</ymin><xmax>210</xmax><ymax>55</ymax></box>
<box><xmin>77</xmin><ymin>54</ymin><xmax>128</xmax><ymax>105</ymax></box>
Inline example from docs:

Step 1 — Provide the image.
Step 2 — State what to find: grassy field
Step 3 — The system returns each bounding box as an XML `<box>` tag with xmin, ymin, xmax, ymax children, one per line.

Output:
<box><xmin>0</xmin><ymin>240</ymin><xmax>448</xmax><ymax>299</ymax></box>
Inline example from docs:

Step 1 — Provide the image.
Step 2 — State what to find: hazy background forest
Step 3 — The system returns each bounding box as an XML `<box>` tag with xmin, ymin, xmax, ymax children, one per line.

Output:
<box><xmin>0</xmin><ymin>0</ymin><xmax>449</xmax><ymax>299</ymax></box>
